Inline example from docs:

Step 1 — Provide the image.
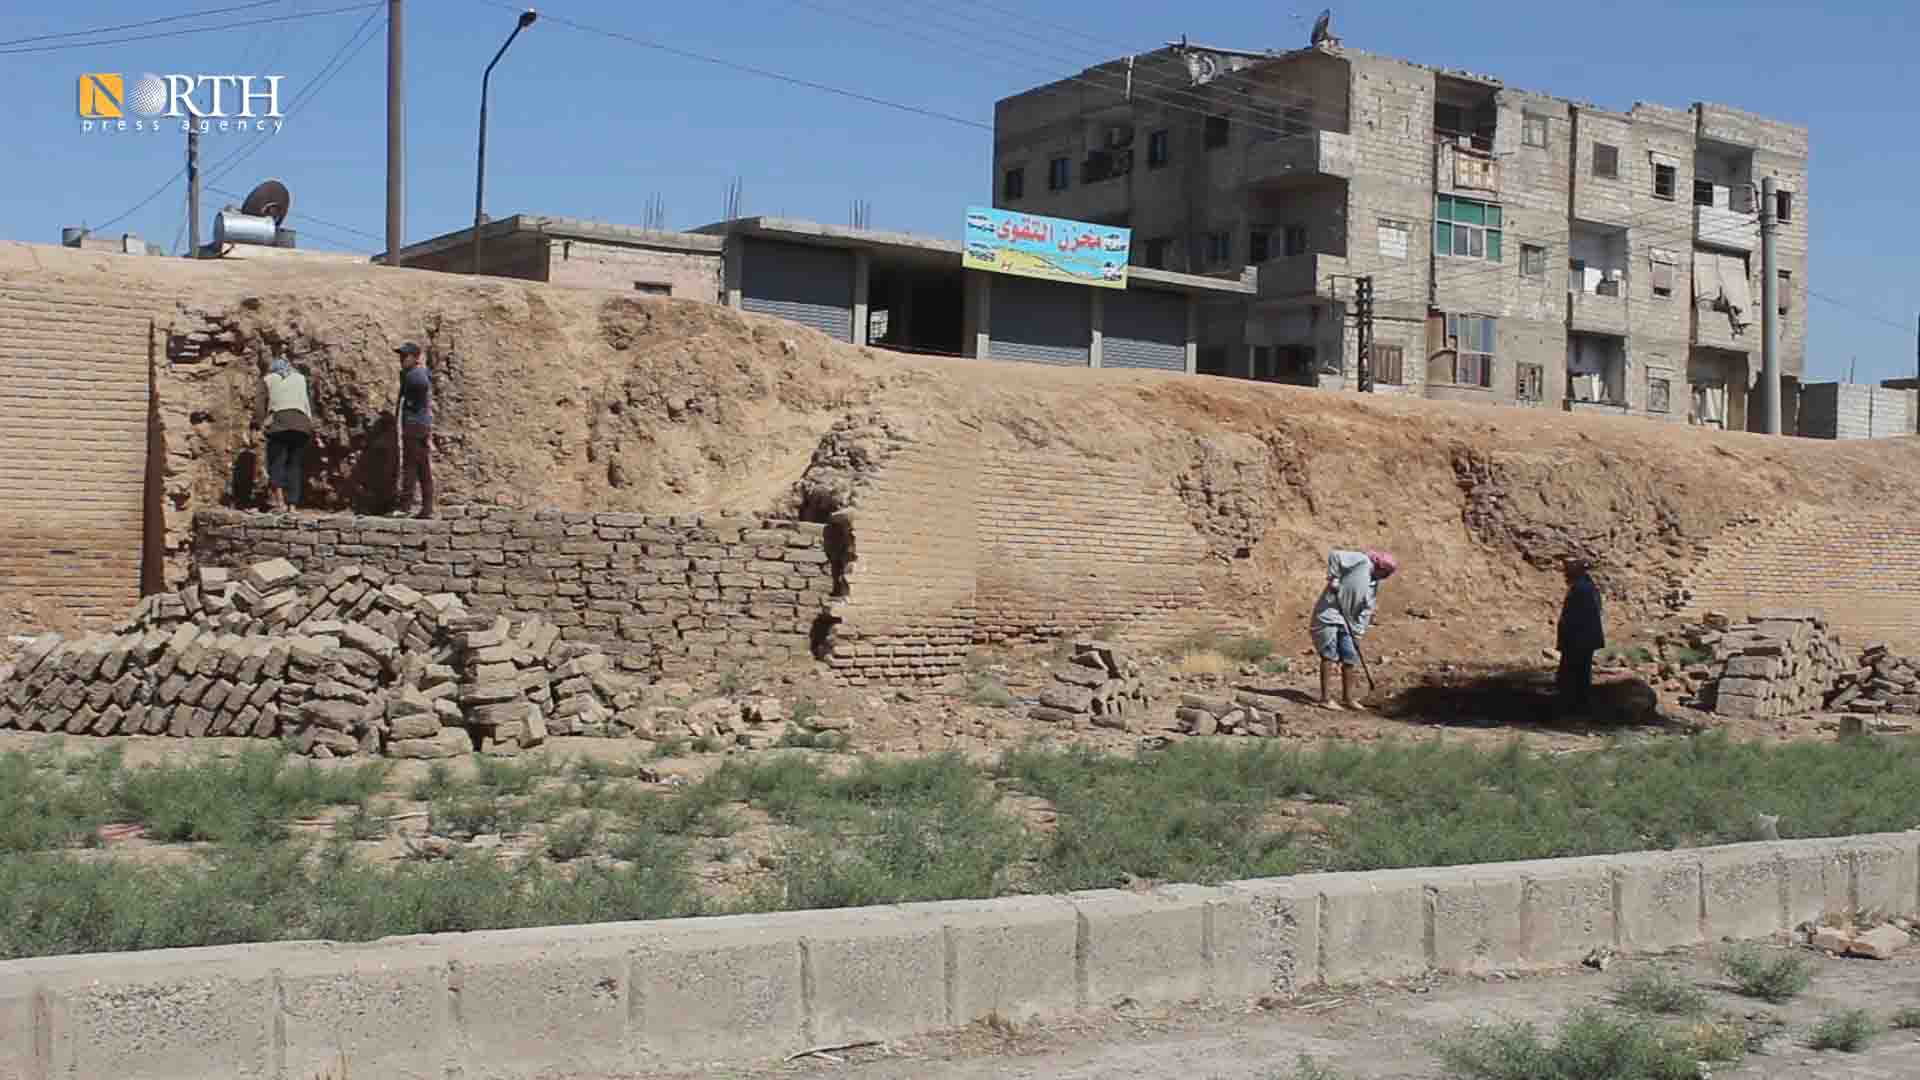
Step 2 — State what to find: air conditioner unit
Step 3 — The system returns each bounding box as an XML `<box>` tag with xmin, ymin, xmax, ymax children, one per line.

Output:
<box><xmin>1106</xmin><ymin>125</ymin><xmax>1134</xmax><ymax>149</ymax></box>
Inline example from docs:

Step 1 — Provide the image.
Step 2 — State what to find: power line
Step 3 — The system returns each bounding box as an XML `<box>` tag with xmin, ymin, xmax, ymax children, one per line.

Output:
<box><xmin>207</xmin><ymin>183</ymin><xmax>383</xmax><ymax>242</ymax></box>
<box><xmin>0</xmin><ymin>0</ymin><xmax>379</xmax><ymax>55</ymax></box>
<box><xmin>1809</xmin><ymin>291</ymin><xmax>1913</xmax><ymax>335</ymax></box>
<box><xmin>0</xmin><ymin>0</ymin><xmax>279</xmax><ymax>47</ymax></box>
<box><xmin>92</xmin><ymin>168</ymin><xmax>188</xmax><ymax>233</ymax></box>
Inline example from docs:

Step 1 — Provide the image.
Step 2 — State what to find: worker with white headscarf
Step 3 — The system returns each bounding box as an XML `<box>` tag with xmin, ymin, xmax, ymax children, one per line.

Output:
<box><xmin>255</xmin><ymin>351</ymin><xmax>314</xmax><ymax>512</ymax></box>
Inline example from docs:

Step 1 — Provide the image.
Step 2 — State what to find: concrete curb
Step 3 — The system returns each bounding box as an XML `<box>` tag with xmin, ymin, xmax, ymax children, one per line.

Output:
<box><xmin>3</xmin><ymin>832</ymin><xmax>1915</xmax><ymax>1078</ymax></box>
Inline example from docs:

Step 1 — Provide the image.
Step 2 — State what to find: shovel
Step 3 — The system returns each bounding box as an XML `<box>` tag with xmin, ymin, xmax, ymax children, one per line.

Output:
<box><xmin>1340</xmin><ymin>613</ymin><xmax>1376</xmax><ymax>694</ymax></box>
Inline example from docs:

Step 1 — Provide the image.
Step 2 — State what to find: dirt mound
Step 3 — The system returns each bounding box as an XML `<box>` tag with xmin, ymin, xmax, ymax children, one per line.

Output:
<box><xmin>14</xmin><ymin>245</ymin><xmax>1920</xmax><ymax>659</ymax></box>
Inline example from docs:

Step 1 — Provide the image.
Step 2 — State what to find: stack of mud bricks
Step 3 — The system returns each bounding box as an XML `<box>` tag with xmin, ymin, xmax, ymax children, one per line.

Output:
<box><xmin>1027</xmin><ymin>640</ymin><xmax>1153</xmax><ymax>731</ymax></box>
<box><xmin>1174</xmin><ymin>690</ymin><xmax>1286</xmax><ymax>738</ymax></box>
<box><xmin>0</xmin><ymin>559</ymin><xmax>648</xmax><ymax>759</ymax></box>
<box><xmin>1825</xmin><ymin>645</ymin><xmax>1920</xmax><ymax>717</ymax></box>
<box><xmin>1691</xmin><ymin>610</ymin><xmax>1843</xmax><ymax>720</ymax></box>
<box><xmin>192</xmin><ymin>507</ymin><xmax>833</xmax><ymax>676</ymax></box>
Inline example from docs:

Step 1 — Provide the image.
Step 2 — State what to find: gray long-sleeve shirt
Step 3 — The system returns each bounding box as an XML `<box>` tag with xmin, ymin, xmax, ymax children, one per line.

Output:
<box><xmin>1311</xmin><ymin>549</ymin><xmax>1378</xmax><ymax>636</ymax></box>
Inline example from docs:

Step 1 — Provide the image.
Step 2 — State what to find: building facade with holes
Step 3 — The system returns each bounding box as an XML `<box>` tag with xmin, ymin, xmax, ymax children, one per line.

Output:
<box><xmin>991</xmin><ymin>37</ymin><xmax>1809</xmax><ymax>428</ymax></box>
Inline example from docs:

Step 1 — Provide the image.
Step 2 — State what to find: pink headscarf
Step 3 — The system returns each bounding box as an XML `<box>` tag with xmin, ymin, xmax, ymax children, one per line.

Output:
<box><xmin>1364</xmin><ymin>549</ymin><xmax>1399</xmax><ymax>578</ymax></box>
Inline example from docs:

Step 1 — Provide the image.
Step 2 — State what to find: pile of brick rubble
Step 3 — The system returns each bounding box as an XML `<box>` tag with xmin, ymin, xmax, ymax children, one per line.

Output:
<box><xmin>1028</xmin><ymin>640</ymin><xmax>1154</xmax><ymax>731</ymax></box>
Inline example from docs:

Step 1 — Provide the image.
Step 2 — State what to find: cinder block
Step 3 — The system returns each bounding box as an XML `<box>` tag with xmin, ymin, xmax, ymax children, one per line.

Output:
<box><xmin>1700</xmin><ymin>843</ymin><xmax>1786</xmax><ymax>940</ymax></box>
<box><xmin>795</xmin><ymin>908</ymin><xmax>946</xmax><ymax>1045</ymax></box>
<box><xmin>629</xmin><ymin>913</ymin><xmax>806</xmax><ymax>1065</ymax></box>
<box><xmin>1307</xmin><ymin>871</ymin><xmax>1427</xmax><ymax>985</ymax></box>
<box><xmin>1841</xmin><ymin>832</ymin><xmax>1920</xmax><ymax>919</ymax></box>
<box><xmin>1220</xmin><ymin>877</ymin><xmax>1320</xmax><ymax>996</ymax></box>
<box><xmin>901</xmin><ymin>896</ymin><xmax>1078</xmax><ymax>1024</ymax></box>
<box><xmin>33</xmin><ymin>946</ymin><xmax>277</xmax><ymax>1080</ymax></box>
<box><xmin>1610</xmin><ymin>852</ymin><xmax>1704</xmax><ymax>951</ymax></box>
<box><xmin>1778</xmin><ymin>837</ymin><xmax>1851</xmax><ymax>926</ymax></box>
<box><xmin>1070</xmin><ymin>888</ymin><xmax>1209</xmax><ymax>1006</ymax></box>
<box><xmin>278</xmin><ymin>939</ymin><xmax>450</xmax><ymax>1079</ymax></box>
<box><xmin>1422</xmin><ymin>865</ymin><xmax>1525</xmax><ymax>973</ymax></box>
<box><xmin>448</xmin><ymin>924</ymin><xmax>635</xmax><ymax>1076</ymax></box>
<box><xmin>1519</xmin><ymin>859</ymin><xmax>1616</xmax><ymax>965</ymax></box>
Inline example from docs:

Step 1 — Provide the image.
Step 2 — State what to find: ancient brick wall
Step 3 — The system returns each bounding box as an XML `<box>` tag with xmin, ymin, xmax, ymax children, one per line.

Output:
<box><xmin>192</xmin><ymin>508</ymin><xmax>832</xmax><ymax>675</ymax></box>
<box><xmin>1685</xmin><ymin>511</ymin><xmax>1920</xmax><ymax>655</ymax></box>
<box><xmin>0</xmin><ymin>279</ymin><xmax>158</xmax><ymax>621</ymax></box>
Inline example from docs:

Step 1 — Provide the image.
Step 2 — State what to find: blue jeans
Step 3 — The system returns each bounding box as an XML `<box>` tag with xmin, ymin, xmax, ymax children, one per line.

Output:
<box><xmin>1312</xmin><ymin>623</ymin><xmax>1360</xmax><ymax>665</ymax></box>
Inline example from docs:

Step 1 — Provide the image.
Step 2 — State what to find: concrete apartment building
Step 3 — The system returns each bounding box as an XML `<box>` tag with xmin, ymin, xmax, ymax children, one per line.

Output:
<box><xmin>991</xmin><ymin>35</ymin><xmax>1808</xmax><ymax>428</ymax></box>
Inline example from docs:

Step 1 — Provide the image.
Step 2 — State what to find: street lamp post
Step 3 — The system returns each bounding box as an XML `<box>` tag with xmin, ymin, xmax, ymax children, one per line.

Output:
<box><xmin>472</xmin><ymin>9</ymin><xmax>537</xmax><ymax>275</ymax></box>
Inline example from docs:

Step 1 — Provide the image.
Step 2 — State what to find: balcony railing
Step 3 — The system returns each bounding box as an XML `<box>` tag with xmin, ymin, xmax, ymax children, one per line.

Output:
<box><xmin>1695</xmin><ymin>203</ymin><xmax>1759</xmax><ymax>252</ymax></box>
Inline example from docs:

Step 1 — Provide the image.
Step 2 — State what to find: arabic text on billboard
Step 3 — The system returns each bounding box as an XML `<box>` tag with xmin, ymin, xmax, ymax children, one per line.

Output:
<box><xmin>963</xmin><ymin>207</ymin><xmax>1129</xmax><ymax>290</ymax></box>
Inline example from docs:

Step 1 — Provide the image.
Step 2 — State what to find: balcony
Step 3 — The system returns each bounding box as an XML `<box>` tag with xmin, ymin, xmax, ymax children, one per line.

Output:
<box><xmin>1246</xmin><ymin>129</ymin><xmax>1355</xmax><ymax>186</ymax></box>
<box><xmin>1255</xmin><ymin>252</ymin><xmax>1349</xmax><ymax>300</ymax></box>
<box><xmin>1568</xmin><ymin>284</ymin><xmax>1628</xmax><ymax>336</ymax></box>
<box><xmin>1695</xmin><ymin>203</ymin><xmax>1758</xmax><ymax>252</ymax></box>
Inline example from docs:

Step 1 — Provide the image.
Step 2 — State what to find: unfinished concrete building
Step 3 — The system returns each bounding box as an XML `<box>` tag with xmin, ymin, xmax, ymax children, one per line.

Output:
<box><xmin>992</xmin><ymin>38</ymin><xmax>1808</xmax><ymax>427</ymax></box>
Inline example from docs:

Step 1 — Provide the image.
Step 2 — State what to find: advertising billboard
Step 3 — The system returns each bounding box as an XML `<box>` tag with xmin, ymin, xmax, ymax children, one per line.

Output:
<box><xmin>962</xmin><ymin>206</ymin><xmax>1130</xmax><ymax>290</ymax></box>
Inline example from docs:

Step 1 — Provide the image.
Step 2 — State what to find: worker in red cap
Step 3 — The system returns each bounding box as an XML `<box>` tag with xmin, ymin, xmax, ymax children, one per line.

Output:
<box><xmin>393</xmin><ymin>341</ymin><xmax>434</xmax><ymax>519</ymax></box>
<box><xmin>1310</xmin><ymin>547</ymin><xmax>1397</xmax><ymax>710</ymax></box>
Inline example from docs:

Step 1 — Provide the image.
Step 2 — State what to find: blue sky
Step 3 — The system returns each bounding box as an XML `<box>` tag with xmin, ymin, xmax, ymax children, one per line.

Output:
<box><xmin>4</xmin><ymin>0</ymin><xmax>1913</xmax><ymax>382</ymax></box>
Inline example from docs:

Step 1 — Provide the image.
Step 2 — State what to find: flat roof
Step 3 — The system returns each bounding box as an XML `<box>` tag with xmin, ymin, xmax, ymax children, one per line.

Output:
<box><xmin>386</xmin><ymin>214</ymin><xmax>721</xmax><ymax>264</ymax></box>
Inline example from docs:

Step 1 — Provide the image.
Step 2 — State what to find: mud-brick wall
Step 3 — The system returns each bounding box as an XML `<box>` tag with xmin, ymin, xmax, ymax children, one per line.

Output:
<box><xmin>192</xmin><ymin>508</ymin><xmax>833</xmax><ymax>674</ymax></box>
<box><xmin>1686</xmin><ymin>511</ymin><xmax>1920</xmax><ymax>655</ymax></box>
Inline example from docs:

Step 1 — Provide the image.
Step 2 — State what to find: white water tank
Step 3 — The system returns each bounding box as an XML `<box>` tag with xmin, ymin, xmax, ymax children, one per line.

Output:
<box><xmin>213</xmin><ymin>210</ymin><xmax>277</xmax><ymax>247</ymax></box>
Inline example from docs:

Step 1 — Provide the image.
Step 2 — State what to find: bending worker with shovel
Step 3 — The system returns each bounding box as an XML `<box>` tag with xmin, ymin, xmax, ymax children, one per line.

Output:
<box><xmin>1310</xmin><ymin>547</ymin><xmax>1397</xmax><ymax>710</ymax></box>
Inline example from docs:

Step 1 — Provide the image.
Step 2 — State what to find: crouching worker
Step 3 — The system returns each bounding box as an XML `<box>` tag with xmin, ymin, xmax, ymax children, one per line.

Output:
<box><xmin>1556</xmin><ymin>558</ymin><xmax>1605</xmax><ymax>716</ymax></box>
<box><xmin>1310</xmin><ymin>548</ymin><xmax>1397</xmax><ymax>710</ymax></box>
<box><xmin>255</xmin><ymin>351</ymin><xmax>314</xmax><ymax>512</ymax></box>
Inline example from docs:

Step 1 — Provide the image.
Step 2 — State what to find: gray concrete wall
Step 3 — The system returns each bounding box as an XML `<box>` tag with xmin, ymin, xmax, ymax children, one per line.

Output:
<box><xmin>4</xmin><ymin>831</ymin><xmax>1914</xmax><ymax>1078</ymax></box>
<box><xmin>1799</xmin><ymin>383</ymin><xmax>1918</xmax><ymax>440</ymax></box>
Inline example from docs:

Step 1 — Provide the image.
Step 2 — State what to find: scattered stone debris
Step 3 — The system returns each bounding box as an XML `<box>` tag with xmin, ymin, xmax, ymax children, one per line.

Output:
<box><xmin>1804</xmin><ymin>919</ymin><xmax>1914</xmax><ymax>961</ymax></box>
<box><xmin>1174</xmin><ymin>687</ymin><xmax>1287</xmax><ymax>738</ymax></box>
<box><xmin>1823</xmin><ymin>644</ymin><xmax>1920</xmax><ymax>717</ymax></box>
<box><xmin>1027</xmin><ymin>640</ymin><xmax>1153</xmax><ymax>732</ymax></box>
<box><xmin>1662</xmin><ymin>610</ymin><xmax>1842</xmax><ymax>719</ymax></box>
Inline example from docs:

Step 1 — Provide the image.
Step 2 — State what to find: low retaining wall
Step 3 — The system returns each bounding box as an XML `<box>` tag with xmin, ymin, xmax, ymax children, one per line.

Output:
<box><xmin>5</xmin><ymin>832</ymin><xmax>1915</xmax><ymax>1078</ymax></box>
<box><xmin>192</xmin><ymin>508</ymin><xmax>835</xmax><ymax>675</ymax></box>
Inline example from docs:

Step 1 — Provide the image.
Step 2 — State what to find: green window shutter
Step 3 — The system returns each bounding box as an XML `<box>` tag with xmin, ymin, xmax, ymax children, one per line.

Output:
<box><xmin>1455</xmin><ymin>200</ymin><xmax>1485</xmax><ymax>227</ymax></box>
<box><xmin>1435</xmin><ymin>220</ymin><xmax>1452</xmax><ymax>255</ymax></box>
<box><xmin>1486</xmin><ymin>205</ymin><xmax>1502</xmax><ymax>228</ymax></box>
<box><xmin>1487</xmin><ymin>229</ymin><xmax>1502</xmax><ymax>262</ymax></box>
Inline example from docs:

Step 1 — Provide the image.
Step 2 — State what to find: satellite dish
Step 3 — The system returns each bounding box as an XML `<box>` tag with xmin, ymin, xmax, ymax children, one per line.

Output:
<box><xmin>1310</xmin><ymin>8</ymin><xmax>1333</xmax><ymax>45</ymax></box>
<box><xmin>240</xmin><ymin>179</ymin><xmax>292</xmax><ymax>226</ymax></box>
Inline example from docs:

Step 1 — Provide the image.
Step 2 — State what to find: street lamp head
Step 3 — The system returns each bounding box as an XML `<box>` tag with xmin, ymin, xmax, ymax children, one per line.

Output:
<box><xmin>517</xmin><ymin>9</ymin><xmax>538</xmax><ymax>28</ymax></box>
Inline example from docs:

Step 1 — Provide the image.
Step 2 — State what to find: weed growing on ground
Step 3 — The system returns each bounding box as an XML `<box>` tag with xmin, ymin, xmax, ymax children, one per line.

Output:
<box><xmin>716</xmin><ymin>669</ymin><xmax>745</xmax><ymax>695</ymax></box>
<box><xmin>692</xmin><ymin>735</ymin><xmax>724</xmax><ymax>754</ymax></box>
<box><xmin>1723</xmin><ymin>946</ymin><xmax>1812</xmax><ymax>1004</ymax></box>
<box><xmin>569</xmin><ymin>756</ymin><xmax>653</xmax><ymax>783</ymax></box>
<box><xmin>115</xmin><ymin>749</ymin><xmax>388</xmax><ymax>845</ymax></box>
<box><xmin>544</xmin><ymin>814</ymin><xmax>602</xmax><ymax>862</ymax></box>
<box><xmin>1613</xmin><ymin>967</ymin><xmax>1708</xmax><ymax>1016</ymax></box>
<box><xmin>1434</xmin><ymin>1008</ymin><xmax>1715</xmax><ymax>1080</ymax></box>
<box><xmin>1808</xmin><ymin>1009</ymin><xmax>1876</xmax><ymax>1052</ymax></box>
<box><xmin>1169</xmin><ymin>630</ymin><xmax>1274</xmax><ymax>665</ymax></box>
<box><xmin>1174</xmin><ymin>650</ymin><xmax>1231</xmax><ymax>677</ymax></box>
<box><xmin>1261</xmin><ymin>657</ymin><xmax>1293</xmax><ymax>676</ymax></box>
<box><xmin>0</xmin><ymin>749</ymin><xmax>115</xmax><ymax>851</ymax></box>
<box><xmin>777</xmin><ymin>727</ymin><xmax>845</xmax><ymax>751</ymax></box>
<box><xmin>1890</xmin><ymin>1006</ymin><xmax>1920</xmax><ymax>1030</ymax></box>
<box><xmin>1670</xmin><ymin>647</ymin><xmax>1714</xmax><ymax>667</ymax></box>
<box><xmin>967</xmin><ymin>675</ymin><xmax>1015</xmax><ymax>709</ymax></box>
<box><xmin>409</xmin><ymin>762</ymin><xmax>462</xmax><ymax>802</ymax></box>
<box><xmin>650</xmin><ymin>735</ymin><xmax>689</xmax><ymax>759</ymax></box>
<box><xmin>333</xmin><ymin>804</ymin><xmax>390</xmax><ymax>843</ymax></box>
<box><xmin>470</xmin><ymin>756</ymin><xmax>554</xmax><ymax>796</ymax></box>
<box><xmin>1276</xmin><ymin>1055</ymin><xmax>1343</xmax><ymax>1080</ymax></box>
<box><xmin>789</xmin><ymin>697</ymin><xmax>821</xmax><ymax>725</ymax></box>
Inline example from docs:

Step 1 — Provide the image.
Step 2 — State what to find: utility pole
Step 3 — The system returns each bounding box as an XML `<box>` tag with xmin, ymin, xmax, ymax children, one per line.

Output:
<box><xmin>186</xmin><ymin>128</ymin><xmax>200</xmax><ymax>258</ymax></box>
<box><xmin>1759</xmin><ymin>175</ymin><xmax>1781</xmax><ymax>435</ymax></box>
<box><xmin>385</xmin><ymin>0</ymin><xmax>405</xmax><ymax>265</ymax></box>
<box><xmin>1354</xmin><ymin>275</ymin><xmax>1375</xmax><ymax>392</ymax></box>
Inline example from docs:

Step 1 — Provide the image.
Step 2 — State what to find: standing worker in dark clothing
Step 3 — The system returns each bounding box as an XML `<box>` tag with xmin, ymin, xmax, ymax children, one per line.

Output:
<box><xmin>394</xmin><ymin>341</ymin><xmax>435</xmax><ymax>519</ymax></box>
<box><xmin>1556</xmin><ymin>558</ymin><xmax>1605</xmax><ymax>716</ymax></box>
<box><xmin>254</xmin><ymin>351</ymin><xmax>313</xmax><ymax>512</ymax></box>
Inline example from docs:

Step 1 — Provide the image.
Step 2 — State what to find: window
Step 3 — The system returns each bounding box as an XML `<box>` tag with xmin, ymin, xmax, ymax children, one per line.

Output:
<box><xmin>1444</xmin><ymin>313</ymin><xmax>1496</xmax><ymax>388</ymax></box>
<box><xmin>1277</xmin><ymin>345</ymin><xmax>1316</xmax><ymax>377</ymax></box>
<box><xmin>1283</xmin><ymin>225</ymin><xmax>1308</xmax><ymax>257</ymax></box>
<box><xmin>1251</xmin><ymin>345</ymin><xmax>1274</xmax><ymax>380</ymax></box>
<box><xmin>1775</xmin><ymin>189</ymin><xmax>1793</xmax><ymax>223</ymax></box>
<box><xmin>1778</xmin><ymin>269</ymin><xmax>1791</xmax><ymax>314</ymax></box>
<box><xmin>1197</xmin><ymin>345</ymin><xmax>1228</xmax><ymax>376</ymax></box>
<box><xmin>1204</xmin><ymin>230</ymin><xmax>1231</xmax><ymax>267</ymax></box>
<box><xmin>1003</xmin><ymin>167</ymin><xmax>1025</xmax><ymax>201</ymax></box>
<box><xmin>1143</xmin><ymin>237</ymin><xmax>1171</xmax><ymax>269</ymax></box>
<box><xmin>1434</xmin><ymin>195</ymin><xmax>1503</xmax><ymax>262</ymax></box>
<box><xmin>1648</xmin><ymin>376</ymin><xmax>1672</xmax><ymax>414</ymax></box>
<box><xmin>1377</xmin><ymin>217</ymin><xmax>1409</xmax><ymax>259</ymax></box>
<box><xmin>1650</xmin><ymin>250</ymin><xmax>1676</xmax><ymax>298</ymax></box>
<box><xmin>1522</xmin><ymin>113</ymin><xmax>1549</xmax><ymax>148</ymax></box>
<box><xmin>1593</xmin><ymin>143</ymin><xmax>1619</xmax><ymax>178</ymax></box>
<box><xmin>1654</xmin><ymin>163</ymin><xmax>1677</xmax><ymax>200</ymax></box>
<box><xmin>1370</xmin><ymin>344</ymin><xmax>1405</xmax><ymax>386</ymax></box>
<box><xmin>1204</xmin><ymin>114</ymin><xmax>1230</xmax><ymax>149</ymax></box>
<box><xmin>1693</xmin><ymin>179</ymin><xmax>1714</xmax><ymax>207</ymax></box>
<box><xmin>1517</xmin><ymin>362</ymin><xmax>1544</xmax><ymax>402</ymax></box>
<box><xmin>633</xmin><ymin>281</ymin><xmax>671</xmax><ymax>296</ymax></box>
<box><xmin>1147</xmin><ymin>129</ymin><xmax>1170</xmax><ymax>168</ymax></box>
<box><xmin>1520</xmin><ymin>244</ymin><xmax>1546</xmax><ymax>278</ymax></box>
<box><xmin>1596</xmin><ymin>275</ymin><xmax>1621</xmax><ymax>298</ymax></box>
<box><xmin>1048</xmin><ymin>157</ymin><xmax>1070</xmax><ymax>191</ymax></box>
<box><xmin>1248</xmin><ymin>228</ymin><xmax>1272</xmax><ymax>264</ymax></box>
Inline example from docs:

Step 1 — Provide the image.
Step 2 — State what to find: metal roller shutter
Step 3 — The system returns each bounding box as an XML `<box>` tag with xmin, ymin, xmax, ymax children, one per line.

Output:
<box><xmin>990</xmin><ymin>277</ymin><xmax>1090</xmax><ymax>366</ymax></box>
<box><xmin>1102</xmin><ymin>288</ymin><xmax>1187</xmax><ymax>371</ymax></box>
<box><xmin>740</xmin><ymin>239</ymin><xmax>853</xmax><ymax>342</ymax></box>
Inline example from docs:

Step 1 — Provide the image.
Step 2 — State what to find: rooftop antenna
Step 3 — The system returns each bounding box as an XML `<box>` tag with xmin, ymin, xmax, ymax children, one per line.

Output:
<box><xmin>1310</xmin><ymin>8</ymin><xmax>1335</xmax><ymax>46</ymax></box>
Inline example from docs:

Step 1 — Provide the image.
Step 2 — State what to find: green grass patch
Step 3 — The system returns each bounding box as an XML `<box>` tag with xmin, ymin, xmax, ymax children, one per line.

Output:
<box><xmin>1889</xmin><ymin>1006</ymin><xmax>1920</xmax><ymax>1030</ymax></box>
<box><xmin>1808</xmin><ymin>1009</ymin><xmax>1876</xmax><ymax>1052</ymax></box>
<box><xmin>1612</xmin><ymin>968</ymin><xmax>1708</xmax><ymax>1017</ymax></box>
<box><xmin>966</xmin><ymin>675</ymin><xmax>1015</xmax><ymax>709</ymax></box>
<box><xmin>544</xmin><ymin>814</ymin><xmax>602</xmax><ymax>862</ymax></box>
<box><xmin>1669</xmin><ymin>647</ymin><xmax>1714</xmax><ymax>667</ymax></box>
<box><xmin>1170</xmin><ymin>630</ymin><xmax>1275</xmax><ymax>664</ymax></box>
<box><xmin>1723</xmin><ymin>945</ymin><xmax>1812</xmax><ymax>1004</ymax></box>
<box><xmin>1434</xmin><ymin>1007</ymin><xmax>1730</xmax><ymax>1080</ymax></box>
<box><xmin>1277</xmin><ymin>1056</ymin><xmax>1343</xmax><ymax>1080</ymax></box>
<box><xmin>113</xmin><ymin>748</ymin><xmax>389</xmax><ymax>845</ymax></box>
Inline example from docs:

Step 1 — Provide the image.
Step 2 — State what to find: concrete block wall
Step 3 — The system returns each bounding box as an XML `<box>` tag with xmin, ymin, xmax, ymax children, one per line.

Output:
<box><xmin>0</xmin><ymin>280</ymin><xmax>157</xmax><ymax>621</ymax></box>
<box><xmin>5</xmin><ymin>831</ymin><xmax>1913</xmax><ymax>1079</ymax></box>
<box><xmin>546</xmin><ymin>237</ymin><xmax>724</xmax><ymax>302</ymax></box>
<box><xmin>1685</xmin><ymin>510</ymin><xmax>1920</xmax><ymax>654</ymax></box>
<box><xmin>1798</xmin><ymin>383</ymin><xmax>1916</xmax><ymax>440</ymax></box>
<box><xmin>191</xmin><ymin>507</ymin><xmax>832</xmax><ymax>674</ymax></box>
